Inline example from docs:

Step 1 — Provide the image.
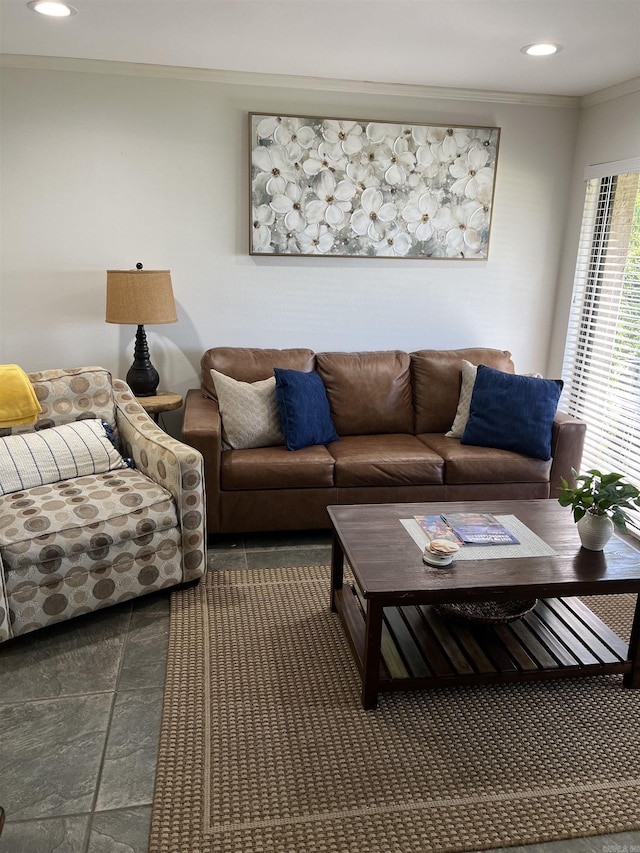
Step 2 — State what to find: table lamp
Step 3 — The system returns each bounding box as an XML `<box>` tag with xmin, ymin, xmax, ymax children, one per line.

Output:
<box><xmin>106</xmin><ymin>264</ymin><xmax>177</xmax><ymax>397</ymax></box>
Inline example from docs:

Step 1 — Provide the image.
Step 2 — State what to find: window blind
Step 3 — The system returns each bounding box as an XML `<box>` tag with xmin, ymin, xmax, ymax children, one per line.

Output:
<box><xmin>561</xmin><ymin>163</ymin><xmax>640</xmax><ymax>533</ymax></box>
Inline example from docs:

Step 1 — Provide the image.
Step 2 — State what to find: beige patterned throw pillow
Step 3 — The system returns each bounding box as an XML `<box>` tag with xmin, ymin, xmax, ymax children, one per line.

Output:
<box><xmin>446</xmin><ymin>359</ymin><xmax>478</xmax><ymax>438</ymax></box>
<box><xmin>211</xmin><ymin>369</ymin><xmax>284</xmax><ymax>450</ymax></box>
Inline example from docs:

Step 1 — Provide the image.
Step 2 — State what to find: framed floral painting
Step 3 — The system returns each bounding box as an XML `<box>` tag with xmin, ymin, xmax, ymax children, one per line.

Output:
<box><xmin>249</xmin><ymin>112</ymin><xmax>500</xmax><ymax>259</ymax></box>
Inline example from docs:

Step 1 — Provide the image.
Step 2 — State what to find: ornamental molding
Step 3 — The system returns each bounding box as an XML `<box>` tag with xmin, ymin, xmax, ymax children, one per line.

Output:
<box><xmin>0</xmin><ymin>54</ymin><xmax>581</xmax><ymax>109</ymax></box>
<box><xmin>579</xmin><ymin>76</ymin><xmax>640</xmax><ymax>109</ymax></box>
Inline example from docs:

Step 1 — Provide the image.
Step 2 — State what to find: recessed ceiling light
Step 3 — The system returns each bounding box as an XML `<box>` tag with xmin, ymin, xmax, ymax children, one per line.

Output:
<box><xmin>521</xmin><ymin>43</ymin><xmax>562</xmax><ymax>57</ymax></box>
<box><xmin>27</xmin><ymin>0</ymin><xmax>77</xmax><ymax>17</ymax></box>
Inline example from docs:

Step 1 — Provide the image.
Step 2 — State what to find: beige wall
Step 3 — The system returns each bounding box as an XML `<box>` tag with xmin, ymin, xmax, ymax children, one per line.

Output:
<box><xmin>0</xmin><ymin>60</ymin><xmax>583</xmax><ymax>434</ymax></box>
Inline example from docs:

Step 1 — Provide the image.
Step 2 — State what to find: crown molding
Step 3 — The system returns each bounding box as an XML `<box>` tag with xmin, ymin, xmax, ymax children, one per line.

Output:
<box><xmin>0</xmin><ymin>54</ymin><xmax>580</xmax><ymax>108</ymax></box>
<box><xmin>580</xmin><ymin>76</ymin><xmax>640</xmax><ymax>108</ymax></box>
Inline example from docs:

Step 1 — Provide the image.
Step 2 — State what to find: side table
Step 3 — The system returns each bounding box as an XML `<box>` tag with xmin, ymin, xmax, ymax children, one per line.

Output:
<box><xmin>135</xmin><ymin>392</ymin><xmax>183</xmax><ymax>425</ymax></box>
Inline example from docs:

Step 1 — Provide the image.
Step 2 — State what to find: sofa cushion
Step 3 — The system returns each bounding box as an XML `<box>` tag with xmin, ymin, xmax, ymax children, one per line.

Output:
<box><xmin>274</xmin><ymin>368</ymin><xmax>339</xmax><ymax>451</ymax></box>
<box><xmin>462</xmin><ymin>366</ymin><xmax>563</xmax><ymax>461</ymax></box>
<box><xmin>417</xmin><ymin>433</ymin><xmax>552</xmax><ymax>484</ymax></box>
<box><xmin>328</xmin><ymin>434</ymin><xmax>444</xmax><ymax>487</ymax></box>
<box><xmin>0</xmin><ymin>419</ymin><xmax>129</xmax><ymax>496</ymax></box>
<box><xmin>0</xmin><ymin>468</ymin><xmax>178</xmax><ymax>575</ymax></box>
<box><xmin>201</xmin><ymin>347</ymin><xmax>316</xmax><ymax>401</ymax></box>
<box><xmin>411</xmin><ymin>348</ymin><xmax>515</xmax><ymax>434</ymax></box>
<box><xmin>316</xmin><ymin>351</ymin><xmax>414</xmax><ymax>436</ymax></box>
<box><xmin>7</xmin><ymin>526</ymin><xmax>184</xmax><ymax>635</ymax></box>
<box><xmin>220</xmin><ymin>444</ymin><xmax>335</xmax><ymax>490</ymax></box>
<box><xmin>211</xmin><ymin>369</ymin><xmax>284</xmax><ymax>450</ymax></box>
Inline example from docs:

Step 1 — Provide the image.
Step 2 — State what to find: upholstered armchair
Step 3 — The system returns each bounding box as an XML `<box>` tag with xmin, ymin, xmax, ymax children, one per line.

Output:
<box><xmin>0</xmin><ymin>366</ymin><xmax>205</xmax><ymax>643</ymax></box>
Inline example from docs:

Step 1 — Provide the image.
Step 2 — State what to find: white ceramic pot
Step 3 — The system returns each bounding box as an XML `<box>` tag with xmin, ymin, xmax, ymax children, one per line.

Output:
<box><xmin>576</xmin><ymin>511</ymin><xmax>614</xmax><ymax>551</ymax></box>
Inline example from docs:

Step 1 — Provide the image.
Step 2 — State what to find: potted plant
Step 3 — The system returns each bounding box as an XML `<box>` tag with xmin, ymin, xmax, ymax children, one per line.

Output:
<box><xmin>558</xmin><ymin>468</ymin><xmax>640</xmax><ymax>550</ymax></box>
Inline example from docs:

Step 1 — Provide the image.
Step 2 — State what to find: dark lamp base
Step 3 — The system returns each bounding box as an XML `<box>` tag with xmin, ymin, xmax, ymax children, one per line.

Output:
<box><xmin>126</xmin><ymin>365</ymin><xmax>159</xmax><ymax>397</ymax></box>
<box><xmin>126</xmin><ymin>324</ymin><xmax>160</xmax><ymax>397</ymax></box>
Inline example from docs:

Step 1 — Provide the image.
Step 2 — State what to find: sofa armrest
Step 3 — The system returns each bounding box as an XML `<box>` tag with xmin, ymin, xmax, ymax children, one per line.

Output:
<box><xmin>112</xmin><ymin>379</ymin><xmax>206</xmax><ymax>582</ymax></box>
<box><xmin>182</xmin><ymin>389</ymin><xmax>221</xmax><ymax>535</ymax></box>
<box><xmin>549</xmin><ymin>410</ymin><xmax>587</xmax><ymax>498</ymax></box>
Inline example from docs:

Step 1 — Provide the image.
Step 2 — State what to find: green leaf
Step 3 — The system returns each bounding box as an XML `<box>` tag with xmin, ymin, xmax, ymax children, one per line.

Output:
<box><xmin>573</xmin><ymin>506</ymin><xmax>586</xmax><ymax>523</ymax></box>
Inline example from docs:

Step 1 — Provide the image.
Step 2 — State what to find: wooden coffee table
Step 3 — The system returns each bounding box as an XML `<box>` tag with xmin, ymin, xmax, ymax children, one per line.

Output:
<box><xmin>328</xmin><ymin>500</ymin><xmax>640</xmax><ymax>709</ymax></box>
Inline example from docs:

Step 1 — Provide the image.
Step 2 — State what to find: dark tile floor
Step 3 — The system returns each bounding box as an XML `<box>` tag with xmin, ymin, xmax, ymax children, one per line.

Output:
<box><xmin>0</xmin><ymin>531</ymin><xmax>638</xmax><ymax>852</ymax></box>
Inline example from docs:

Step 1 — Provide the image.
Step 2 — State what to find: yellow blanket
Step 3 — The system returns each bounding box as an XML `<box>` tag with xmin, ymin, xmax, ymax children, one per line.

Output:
<box><xmin>0</xmin><ymin>364</ymin><xmax>42</xmax><ymax>428</ymax></box>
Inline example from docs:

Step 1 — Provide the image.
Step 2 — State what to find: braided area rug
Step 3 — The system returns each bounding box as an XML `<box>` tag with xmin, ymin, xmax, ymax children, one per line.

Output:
<box><xmin>149</xmin><ymin>565</ymin><xmax>640</xmax><ymax>853</ymax></box>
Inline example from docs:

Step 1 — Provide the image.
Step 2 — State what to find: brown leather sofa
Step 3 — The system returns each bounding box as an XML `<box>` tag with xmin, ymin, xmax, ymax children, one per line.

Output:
<box><xmin>182</xmin><ymin>346</ymin><xmax>586</xmax><ymax>535</ymax></box>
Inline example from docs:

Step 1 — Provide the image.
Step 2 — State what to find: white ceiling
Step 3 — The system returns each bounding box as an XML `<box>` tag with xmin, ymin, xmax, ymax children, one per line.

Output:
<box><xmin>1</xmin><ymin>0</ymin><xmax>639</xmax><ymax>98</ymax></box>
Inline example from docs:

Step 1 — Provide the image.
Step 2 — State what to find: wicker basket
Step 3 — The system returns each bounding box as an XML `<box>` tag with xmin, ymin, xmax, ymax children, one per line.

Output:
<box><xmin>434</xmin><ymin>599</ymin><xmax>538</xmax><ymax>625</ymax></box>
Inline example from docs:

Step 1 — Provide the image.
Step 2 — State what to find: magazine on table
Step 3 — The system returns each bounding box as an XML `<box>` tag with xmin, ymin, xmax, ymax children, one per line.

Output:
<box><xmin>414</xmin><ymin>515</ymin><xmax>464</xmax><ymax>545</ymax></box>
<box><xmin>439</xmin><ymin>512</ymin><xmax>520</xmax><ymax>545</ymax></box>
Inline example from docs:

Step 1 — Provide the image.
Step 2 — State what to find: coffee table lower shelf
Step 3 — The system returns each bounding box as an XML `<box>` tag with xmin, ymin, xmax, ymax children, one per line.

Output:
<box><xmin>334</xmin><ymin>585</ymin><xmax>632</xmax><ymax>706</ymax></box>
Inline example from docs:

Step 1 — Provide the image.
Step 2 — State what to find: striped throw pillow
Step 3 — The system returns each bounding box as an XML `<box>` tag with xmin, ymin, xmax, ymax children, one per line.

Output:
<box><xmin>0</xmin><ymin>419</ymin><xmax>129</xmax><ymax>496</ymax></box>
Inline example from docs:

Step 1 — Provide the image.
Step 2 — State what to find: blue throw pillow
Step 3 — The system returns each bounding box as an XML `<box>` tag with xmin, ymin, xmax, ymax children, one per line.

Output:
<box><xmin>461</xmin><ymin>365</ymin><xmax>563</xmax><ymax>461</ymax></box>
<box><xmin>274</xmin><ymin>368</ymin><xmax>339</xmax><ymax>451</ymax></box>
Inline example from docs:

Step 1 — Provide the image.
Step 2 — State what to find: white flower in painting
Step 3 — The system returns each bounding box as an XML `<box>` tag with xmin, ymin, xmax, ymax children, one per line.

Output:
<box><xmin>373</xmin><ymin>225</ymin><xmax>413</xmax><ymax>257</ymax></box>
<box><xmin>449</xmin><ymin>147</ymin><xmax>493</xmax><ymax>201</ymax></box>
<box><xmin>439</xmin><ymin>203</ymin><xmax>484</xmax><ymax>256</ymax></box>
<box><xmin>324</xmin><ymin>141</ymin><xmax>349</xmax><ymax>172</ymax></box>
<box><xmin>428</xmin><ymin>126</ymin><xmax>470</xmax><ymax>161</ymax></box>
<box><xmin>384</xmin><ymin>137</ymin><xmax>416</xmax><ymax>187</ymax></box>
<box><xmin>470</xmin><ymin>167</ymin><xmax>495</xmax><ymax>206</ymax></box>
<box><xmin>350</xmin><ymin>187</ymin><xmax>397</xmax><ymax>240</ymax></box>
<box><xmin>359</xmin><ymin>141</ymin><xmax>394</xmax><ymax>176</ymax></box>
<box><xmin>365</xmin><ymin>123</ymin><xmax>397</xmax><ymax>146</ymax></box>
<box><xmin>401</xmin><ymin>192</ymin><xmax>440</xmax><ymax>242</ymax></box>
<box><xmin>346</xmin><ymin>161</ymin><xmax>381</xmax><ymax>193</ymax></box>
<box><xmin>305</xmin><ymin>170</ymin><xmax>356</xmax><ymax>227</ymax></box>
<box><xmin>468</xmin><ymin>203</ymin><xmax>491</xmax><ymax>234</ymax></box>
<box><xmin>269</xmin><ymin>182</ymin><xmax>309</xmax><ymax>232</ymax></box>
<box><xmin>297</xmin><ymin>223</ymin><xmax>335</xmax><ymax>254</ymax></box>
<box><xmin>428</xmin><ymin>203</ymin><xmax>454</xmax><ymax>232</ymax></box>
<box><xmin>411</xmin><ymin>125</ymin><xmax>429</xmax><ymax>148</ymax></box>
<box><xmin>413</xmin><ymin>139</ymin><xmax>438</xmax><ymax>178</ymax></box>
<box><xmin>252</xmin><ymin>204</ymin><xmax>274</xmax><ymax>251</ymax></box>
<box><xmin>252</xmin><ymin>144</ymin><xmax>300</xmax><ymax>195</ymax></box>
<box><xmin>273</xmin><ymin>117</ymin><xmax>317</xmax><ymax>151</ymax></box>
<box><xmin>322</xmin><ymin>120</ymin><xmax>364</xmax><ymax>155</ymax></box>
<box><xmin>302</xmin><ymin>140</ymin><xmax>348</xmax><ymax>177</ymax></box>
<box><xmin>406</xmin><ymin>178</ymin><xmax>443</xmax><ymax>204</ymax></box>
<box><xmin>255</xmin><ymin>115</ymin><xmax>281</xmax><ymax>139</ymax></box>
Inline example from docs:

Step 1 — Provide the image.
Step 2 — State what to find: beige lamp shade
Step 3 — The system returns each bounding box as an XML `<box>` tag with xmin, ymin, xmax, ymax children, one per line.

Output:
<box><xmin>106</xmin><ymin>269</ymin><xmax>177</xmax><ymax>325</ymax></box>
